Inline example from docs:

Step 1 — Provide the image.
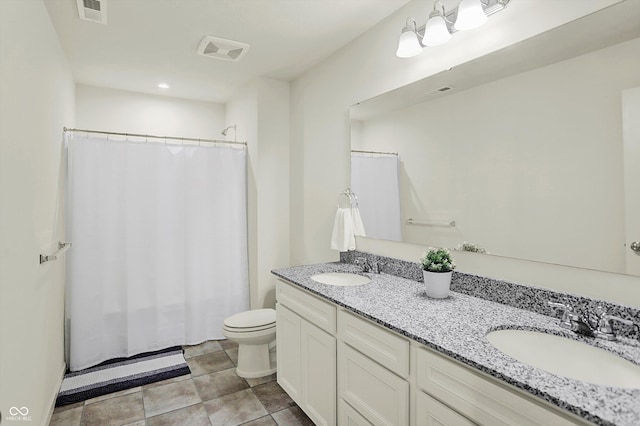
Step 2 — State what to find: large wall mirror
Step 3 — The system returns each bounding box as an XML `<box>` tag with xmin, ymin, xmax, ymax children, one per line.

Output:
<box><xmin>350</xmin><ymin>2</ymin><xmax>640</xmax><ymax>277</ymax></box>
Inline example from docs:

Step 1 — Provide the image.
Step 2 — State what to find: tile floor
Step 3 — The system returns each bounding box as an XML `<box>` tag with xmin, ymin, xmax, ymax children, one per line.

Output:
<box><xmin>49</xmin><ymin>340</ymin><xmax>314</xmax><ymax>426</ymax></box>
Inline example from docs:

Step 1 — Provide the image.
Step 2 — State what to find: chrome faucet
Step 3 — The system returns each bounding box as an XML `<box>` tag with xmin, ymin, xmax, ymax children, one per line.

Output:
<box><xmin>355</xmin><ymin>257</ymin><xmax>382</xmax><ymax>274</ymax></box>
<box><xmin>548</xmin><ymin>301</ymin><xmax>636</xmax><ymax>341</ymax></box>
<box><xmin>548</xmin><ymin>301</ymin><xmax>592</xmax><ymax>336</ymax></box>
<box><xmin>355</xmin><ymin>257</ymin><xmax>372</xmax><ymax>273</ymax></box>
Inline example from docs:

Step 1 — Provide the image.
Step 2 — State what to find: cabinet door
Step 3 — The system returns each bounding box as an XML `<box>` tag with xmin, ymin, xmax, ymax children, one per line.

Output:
<box><xmin>415</xmin><ymin>392</ymin><xmax>476</xmax><ymax>426</ymax></box>
<box><xmin>301</xmin><ymin>320</ymin><xmax>336</xmax><ymax>426</ymax></box>
<box><xmin>339</xmin><ymin>343</ymin><xmax>409</xmax><ymax>426</ymax></box>
<box><xmin>276</xmin><ymin>304</ymin><xmax>301</xmax><ymax>402</ymax></box>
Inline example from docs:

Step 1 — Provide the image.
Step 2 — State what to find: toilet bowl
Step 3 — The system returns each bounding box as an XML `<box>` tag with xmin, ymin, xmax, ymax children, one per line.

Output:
<box><xmin>223</xmin><ymin>308</ymin><xmax>276</xmax><ymax>378</ymax></box>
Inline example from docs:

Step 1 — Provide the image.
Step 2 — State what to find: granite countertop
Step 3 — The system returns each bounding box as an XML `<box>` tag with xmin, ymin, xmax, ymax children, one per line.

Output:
<box><xmin>271</xmin><ymin>262</ymin><xmax>640</xmax><ymax>426</ymax></box>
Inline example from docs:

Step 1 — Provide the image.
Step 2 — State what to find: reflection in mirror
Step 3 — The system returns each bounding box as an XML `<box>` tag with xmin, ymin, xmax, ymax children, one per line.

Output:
<box><xmin>350</xmin><ymin>2</ymin><xmax>640</xmax><ymax>276</ymax></box>
<box><xmin>350</xmin><ymin>151</ymin><xmax>402</xmax><ymax>241</ymax></box>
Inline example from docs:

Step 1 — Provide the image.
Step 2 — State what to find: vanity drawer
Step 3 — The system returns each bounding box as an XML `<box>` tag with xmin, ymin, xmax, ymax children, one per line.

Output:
<box><xmin>276</xmin><ymin>279</ymin><xmax>336</xmax><ymax>334</ymax></box>
<box><xmin>415</xmin><ymin>346</ymin><xmax>587</xmax><ymax>426</ymax></box>
<box><xmin>339</xmin><ymin>343</ymin><xmax>409</xmax><ymax>426</ymax></box>
<box><xmin>415</xmin><ymin>392</ymin><xmax>476</xmax><ymax>426</ymax></box>
<box><xmin>338</xmin><ymin>309</ymin><xmax>409</xmax><ymax>378</ymax></box>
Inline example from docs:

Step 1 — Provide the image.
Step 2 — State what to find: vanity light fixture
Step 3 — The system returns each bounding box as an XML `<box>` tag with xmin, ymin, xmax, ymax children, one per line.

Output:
<box><xmin>455</xmin><ymin>0</ymin><xmax>488</xmax><ymax>31</ymax></box>
<box><xmin>396</xmin><ymin>18</ymin><xmax>423</xmax><ymax>58</ymax></box>
<box><xmin>396</xmin><ymin>0</ymin><xmax>510</xmax><ymax>58</ymax></box>
<box><xmin>423</xmin><ymin>2</ymin><xmax>451</xmax><ymax>47</ymax></box>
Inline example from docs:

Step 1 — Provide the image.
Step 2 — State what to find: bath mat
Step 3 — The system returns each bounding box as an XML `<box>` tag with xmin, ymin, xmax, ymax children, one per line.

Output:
<box><xmin>55</xmin><ymin>346</ymin><xmax>190</xmax><ymax>406</ymax></box>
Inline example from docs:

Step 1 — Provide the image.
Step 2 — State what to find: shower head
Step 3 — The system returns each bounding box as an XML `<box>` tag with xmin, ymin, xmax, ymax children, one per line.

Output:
<box><xmin>221</xmin><ymin>124</ymin><xmax>237</xmax><ymax>136</ymax></box>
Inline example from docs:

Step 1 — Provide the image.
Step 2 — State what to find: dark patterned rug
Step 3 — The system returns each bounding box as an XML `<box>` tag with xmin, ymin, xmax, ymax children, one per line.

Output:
<box><xmin>55</xmin><ymin>346</ymin><xmax>190</xmax><ymax>406</ymax></box>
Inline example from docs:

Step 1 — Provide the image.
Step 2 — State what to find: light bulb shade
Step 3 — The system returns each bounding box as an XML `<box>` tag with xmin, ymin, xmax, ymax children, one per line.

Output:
<box><xmin>455</xmin><ymin>0</ymin><xmax>487</xmax><ymax>31</ymax></box>
<box><xmin>396</xmin><ymin>30</ymin><xmax>422</xmax><ymax>58</ymax></box>
<box><xmin>422</xmin><ymin>14</ymin><xmax>451</xmax><ymax>46</ymax></box>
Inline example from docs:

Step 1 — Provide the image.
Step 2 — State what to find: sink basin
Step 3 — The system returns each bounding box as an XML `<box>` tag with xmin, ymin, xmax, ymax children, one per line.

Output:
<box><xmin>486</xmin><ymin>329</ymin><xmax>640</xmax><ymax>388</ymax></box>
<box><xmin>310</xmin><ymin>272</ymin><xmax>371</xmax><ymax>286</ymax></box>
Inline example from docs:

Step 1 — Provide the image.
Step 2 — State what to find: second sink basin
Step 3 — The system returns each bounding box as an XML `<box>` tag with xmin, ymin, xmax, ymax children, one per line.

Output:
<box><xmin>310</xmin><ymin>272</ymin><xmax>371</xmax><ymax>286</ymax></box>
<box><xmin>486</xmin><ymin>329</ymin><xmax>640</xmax><ymax>388</ymax></box>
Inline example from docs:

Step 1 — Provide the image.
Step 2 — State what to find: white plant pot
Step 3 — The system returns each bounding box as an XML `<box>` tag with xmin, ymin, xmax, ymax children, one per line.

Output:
<box><xmin>423</xmin><ymin>270</ymin><xmax>452</xmax><ymax>299</ymax></box>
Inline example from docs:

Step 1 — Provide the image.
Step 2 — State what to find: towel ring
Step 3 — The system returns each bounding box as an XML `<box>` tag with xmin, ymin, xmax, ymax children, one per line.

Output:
<box><xmin>337</xmin><ymin>188</ymin><xmax>359</xmax><ymax>208</ymax></box>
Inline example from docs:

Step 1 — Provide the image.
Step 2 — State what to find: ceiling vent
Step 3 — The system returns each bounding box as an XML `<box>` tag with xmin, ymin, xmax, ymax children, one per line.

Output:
<box><xmin>76</xmin><ymin>0</ymin><xmax>107</xmax><ymax>24</ymax></box>
<box><xmin>425</xmin><ymin>86</ymin><xmax>455</xmax><ymax>96</ymax></box>
<box><xmin>196</xmin><ymin>36</ymin><xmax>250</xmax><ymax>62</ymax></box>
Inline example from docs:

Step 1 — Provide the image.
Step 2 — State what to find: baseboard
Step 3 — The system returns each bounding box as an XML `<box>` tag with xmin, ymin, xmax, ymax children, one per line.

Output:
<box><xmin>43</xmin><ymin>361</ymin><xmax>66</xmax><ymax>426</ymax></box>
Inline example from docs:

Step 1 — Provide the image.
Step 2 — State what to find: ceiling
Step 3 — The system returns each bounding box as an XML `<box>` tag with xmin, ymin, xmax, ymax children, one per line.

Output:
<box><xmin>44</xmin><ymin>0</ymin><xmax>410</xmax><ymax>104</ymax></box>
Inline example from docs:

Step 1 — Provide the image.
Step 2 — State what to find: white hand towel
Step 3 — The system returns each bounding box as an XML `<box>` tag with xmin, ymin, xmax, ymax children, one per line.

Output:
<box><xmin>331</xmin><ymin>208</ymin><xmax>356</xmax><ymax>251</ymax></box>
<box><xmin>351</xmin><ymin>207</ymin><xmax>366</xmax><ymax>237</ymax></box>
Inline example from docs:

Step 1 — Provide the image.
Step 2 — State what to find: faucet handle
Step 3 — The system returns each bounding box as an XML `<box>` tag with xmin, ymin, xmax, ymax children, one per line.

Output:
<box><xmin>548</xmin><ymin>301</ymin><xmax>573</xmax><ymax>329</ymax></box>
<box><xmin>595</xmin><ymin>312</ymin><xmax>634</xmax><ymax>341</ymax></box>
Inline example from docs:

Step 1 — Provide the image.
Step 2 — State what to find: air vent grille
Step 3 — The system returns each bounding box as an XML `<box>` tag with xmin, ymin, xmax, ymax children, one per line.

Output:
<box><xmin>425</xmin><ymin>86</ymin><xmax>455</xmax><ymax>96</ymax></box>
<box><xmin>83</xmin><ymin>0</ymin><xmax>101</xmax><ymax>11</ymax></box>
<box><xmin>197</xmin><ymin>36</ymin><xmax>250</xmax><ymax>62</ymax></box>
<box><xmin>76</xmin><ymin>0</ymin><xmax>107</xmax><ymax>24</ymax></box>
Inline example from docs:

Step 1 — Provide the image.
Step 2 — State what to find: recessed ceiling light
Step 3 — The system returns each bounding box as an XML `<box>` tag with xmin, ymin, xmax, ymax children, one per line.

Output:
<box><xmin>158</xmin><ymin>83</ymin><xmax>170</xmax><ymax>89</ymax></box>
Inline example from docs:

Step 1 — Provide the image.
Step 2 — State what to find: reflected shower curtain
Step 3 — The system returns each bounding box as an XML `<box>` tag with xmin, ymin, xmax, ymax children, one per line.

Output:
<box><xmin>65</xmin><ymin>133</ymin><xmax>249</xmax><ymax>371</ymax></box>
<box><xmin>351</xmin><ymin>152</ymin><xmax>402</xmax><ymax>241</ymax></box>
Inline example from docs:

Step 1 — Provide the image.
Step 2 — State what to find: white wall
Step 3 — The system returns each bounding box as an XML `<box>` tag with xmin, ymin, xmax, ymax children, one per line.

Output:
<box><xmin>289</xmin><ymin>0</ymin><xmax>640</xmax><ymax>305</ymax></box>
<box><xmin>76</xmin><ymin>84</ymin><xmax>225</xmax><ymax>139</ymax></box>
<box><xmin>0</xmin><ymin>1</ymin><xmax>75</xmax><ymax>424</ymax></box>
<box><xmin>256</xmin><ymin>79</ymin><xmax>290</xmax><ymax>308</ymax></box>
<box><xmin>226</xmin><ymin>82</ymin><xmax>260</xmax><ymax>307</ymax></box>
<box><xmin>226</xmin><ymin>78</ymin><xmax>290</xmax><ymax>309</ymax></box>
<box><xmin>356</xmin><ymin>37</ymin><xmax>640</xmax><ymax>274</ymax></box>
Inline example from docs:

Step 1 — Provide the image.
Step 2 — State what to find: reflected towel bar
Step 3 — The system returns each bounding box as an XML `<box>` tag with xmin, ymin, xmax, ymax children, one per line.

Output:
<box><xmin>40</xmin><ymin>242</ymin><xmax>72</xmax><ymax>264</ymax></box>
<box><xmin>407</xmin><ymin>218</ymin><xmax>456</xmax><ymax>228</ymax></box>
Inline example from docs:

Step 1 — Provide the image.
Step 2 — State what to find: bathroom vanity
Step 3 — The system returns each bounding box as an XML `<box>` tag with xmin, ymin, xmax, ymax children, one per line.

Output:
<box><xmin>272</xmin><ymin>260</ymin><xmax>640</xmax><ymax>426</ymax></box>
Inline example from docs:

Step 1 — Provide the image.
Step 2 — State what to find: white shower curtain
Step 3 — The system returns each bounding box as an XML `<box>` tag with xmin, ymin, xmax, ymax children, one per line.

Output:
<box><xmin>65</xmin><ymin>133</ymin><xmax>249</xmax><ymax>371</ymax></box>
<box><xmin>351</xmin><ymin>152</ymin><xmax>402</xmax><ymax>241</ymax></box>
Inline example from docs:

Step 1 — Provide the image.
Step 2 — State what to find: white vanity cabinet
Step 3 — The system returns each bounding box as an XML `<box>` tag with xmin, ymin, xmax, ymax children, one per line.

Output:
<box><xmin>276</xmin><ymin>278</ymin><xmax>592</xmax><ymax>426</ymax></box>
<box><xmin>338</xmin><ymin>309</ymin><xmax>410</xmax><ymax>426</ymax></box>
<box><xmin>276</xmin><ymin>280</ymin><xmax>337</xmax><ymax>426</ymax></box>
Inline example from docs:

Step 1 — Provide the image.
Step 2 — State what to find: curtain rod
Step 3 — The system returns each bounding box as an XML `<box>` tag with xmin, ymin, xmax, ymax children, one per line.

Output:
<box><xmin>64</xmin><ymin>127</ymin><xmax>247</xmax><ymax>146</ymax></box>
<box><xmin>351</xmin><ymin>149</ymin><xmax>398</xmax><ymax>156</ymax></box>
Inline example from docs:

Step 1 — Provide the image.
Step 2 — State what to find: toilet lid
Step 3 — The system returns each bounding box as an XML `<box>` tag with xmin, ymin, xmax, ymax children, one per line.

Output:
<box><xmin>224</xmin><ymin>308</ymin><xmax>276</xmax><ymax>329</ymax></box>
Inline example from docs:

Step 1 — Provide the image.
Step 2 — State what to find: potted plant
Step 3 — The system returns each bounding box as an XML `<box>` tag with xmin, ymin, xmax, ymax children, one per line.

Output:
<box><xmin>420</xmin><ymin>248</ymin><xmax>456</xmax><ymax>298</ymax></box>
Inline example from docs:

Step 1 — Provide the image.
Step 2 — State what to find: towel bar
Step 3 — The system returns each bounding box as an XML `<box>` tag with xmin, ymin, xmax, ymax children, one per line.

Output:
<box><xmin>407</xmin><ymin>218</ymin><xmax>456</xmax><ymax>228</ymax></box>
<box><xmin>40</xmin><ymin>242</ymin><xmax>72</xmax><ymax>264</ymax></box>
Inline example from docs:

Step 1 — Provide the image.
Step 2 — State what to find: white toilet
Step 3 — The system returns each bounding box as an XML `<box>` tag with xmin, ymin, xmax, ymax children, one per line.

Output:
<box><xmin>222</xmin><ymin>308</ymin><xmax>277</xmax><ymax>378</ymax></box>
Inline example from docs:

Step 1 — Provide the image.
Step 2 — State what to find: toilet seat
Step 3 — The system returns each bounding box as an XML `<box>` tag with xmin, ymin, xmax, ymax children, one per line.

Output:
<box><xmin>224</xmin><ymin>308</ymin><xmax>275</xmax><ymax>330</ymax></box>
<box><xmin>224</xmin><ymin>322</ymin><xmax>275</xmax><ymax>333</ymax></box>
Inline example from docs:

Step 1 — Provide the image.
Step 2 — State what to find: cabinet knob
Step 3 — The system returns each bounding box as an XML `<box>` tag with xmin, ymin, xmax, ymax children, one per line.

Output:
<box><xmin>631</xmin><ymin>241</ymin><xmax>640</xmax><ymax>252</ymax></box>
